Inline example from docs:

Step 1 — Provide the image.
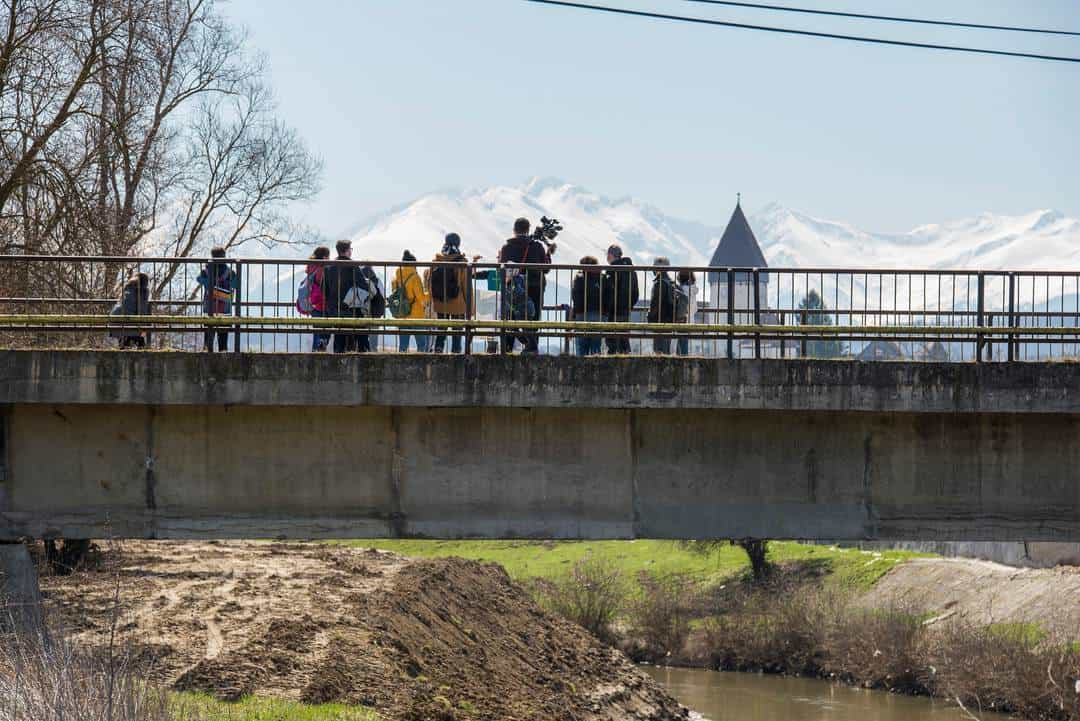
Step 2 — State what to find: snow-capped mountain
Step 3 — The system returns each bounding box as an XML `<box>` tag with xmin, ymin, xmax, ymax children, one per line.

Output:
<box><xmin>344</xmin><ymin>178</ymin><xmax>1080</xmax><ymax>276</ymax></box>
<box><xmin>344</xmin><ymin>177</ymin><xmax>720</xmax><ymax>265</ymax></box>
<box><xmin>754</xmin><ymin>203</ymin><xmax>1080</xmax><ymax>272</ymax></box>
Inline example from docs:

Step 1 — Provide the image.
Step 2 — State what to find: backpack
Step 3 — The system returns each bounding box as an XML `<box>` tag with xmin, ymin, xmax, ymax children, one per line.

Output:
<box><xmin>673</xmin><ymin>284</ymin><xmax>690</xmax><ymax>322</ymax></box>
<box><xmin>296</xmin><ymin>270</ymin><xmax>316</xmax><ymax>315</ymax></box>
<box><xmin>367</xmin><ymin>275</ymin><xmax>387</xmax><ymax>318</ymax></box>
<box><xmin>429</xmin><ymin>265</ymin><xmax>460</xmax><ymax>302</ymax></box>
<box><xmin>387</xmin><ymin>283</ymin><xmax>412</xmax><ymax>318</ymax></box>
<box><xmin>508</xmin><ymin>272</ymin><xmax>532</xmax><ymax>321</ymax></box>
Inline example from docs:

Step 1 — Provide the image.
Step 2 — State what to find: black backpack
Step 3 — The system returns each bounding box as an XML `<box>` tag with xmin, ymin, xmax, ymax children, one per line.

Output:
<box><xmin>430</xmin><ymin>265</ymin><xmax>460</xmax><ymax>302</ymax></box>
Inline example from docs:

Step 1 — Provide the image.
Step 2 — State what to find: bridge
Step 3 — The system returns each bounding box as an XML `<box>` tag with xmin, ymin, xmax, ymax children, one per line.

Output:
<box><xmin>2</xmin><ymin>350</ymin><xmax>1078</xmax><ymax>543</ymax></box>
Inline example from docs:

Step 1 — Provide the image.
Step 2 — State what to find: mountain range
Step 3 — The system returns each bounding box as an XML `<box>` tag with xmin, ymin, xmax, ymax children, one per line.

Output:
<box><xmin>343</xmin><ymin>177</ymin><xmax>1080</xmax><ymax>275</ymax></box>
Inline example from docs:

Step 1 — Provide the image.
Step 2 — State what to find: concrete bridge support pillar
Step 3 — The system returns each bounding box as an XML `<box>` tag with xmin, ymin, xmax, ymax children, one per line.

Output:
<box><xmin>0</xmin><ymin>542</ymin><xmax>43</xmax><ymax>632</ymax></box>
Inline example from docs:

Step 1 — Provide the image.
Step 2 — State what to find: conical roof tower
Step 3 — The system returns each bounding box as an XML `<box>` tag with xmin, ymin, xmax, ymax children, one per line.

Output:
<box><xmin>710</xmin><ymin>197</ymin><xmax>768</xmax><ymax>269</ymax></box>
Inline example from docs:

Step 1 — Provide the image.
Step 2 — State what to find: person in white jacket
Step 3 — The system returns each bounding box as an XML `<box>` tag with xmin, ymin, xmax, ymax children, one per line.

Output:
<box><xmin>676</xmin><ymin>270</ymin><xmax>698</xmax><ymax>356</ymax></box>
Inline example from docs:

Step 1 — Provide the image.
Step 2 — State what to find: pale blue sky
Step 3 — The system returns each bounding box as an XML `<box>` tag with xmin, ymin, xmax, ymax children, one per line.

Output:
<box><xmin>223</xmin><ymin>0</ymin><xmax>1079</xmax><ymax>236</ymax></box>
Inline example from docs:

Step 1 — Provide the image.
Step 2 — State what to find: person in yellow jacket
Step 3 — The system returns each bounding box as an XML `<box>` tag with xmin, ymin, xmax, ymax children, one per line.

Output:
<box><xmin>424</xmin><ymin>233</ymin><xmax>472</xmax><ymax>353</ymax></box>
<box><xmin>393</xmin><ymin>250</ymin><xmax>430</xmax><ymax>352</ymax></box>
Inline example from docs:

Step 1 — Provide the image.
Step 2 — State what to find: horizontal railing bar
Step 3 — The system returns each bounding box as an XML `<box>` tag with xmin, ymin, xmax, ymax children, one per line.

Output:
<box><xmin>5</xmin><ymin>314</ymin><xmax>1080</xmax><ymax>337</ymax></box>
<box><xmin>5</xmin><ymin>254</ymin><xmax>1080</xmax><ymax>276</ymax></box>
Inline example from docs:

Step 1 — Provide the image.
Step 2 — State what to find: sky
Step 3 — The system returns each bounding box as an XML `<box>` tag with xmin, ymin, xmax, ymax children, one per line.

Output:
<box><xmin>222</xmin><ymin>0</ymin><xmax>1079</xmax><ymax>237</ymax></box>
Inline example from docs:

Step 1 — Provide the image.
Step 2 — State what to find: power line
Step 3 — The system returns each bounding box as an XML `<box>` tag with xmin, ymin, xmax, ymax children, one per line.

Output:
<box><xmin>524</xmin><ymin>0</ymin><xmax>1080</xmax><ymax>64</ymax></box>
<box><xmin>676</xmin><ymin>0</ymin><xmax>1080</xmax><ymax>37</ymax></box>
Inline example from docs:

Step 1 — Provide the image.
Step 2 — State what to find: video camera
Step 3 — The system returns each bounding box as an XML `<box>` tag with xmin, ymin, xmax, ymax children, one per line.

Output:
<box><xmin>532</xmin><ymin>216</ymin><xmax>563</xmax><ymax>255</ymax></box>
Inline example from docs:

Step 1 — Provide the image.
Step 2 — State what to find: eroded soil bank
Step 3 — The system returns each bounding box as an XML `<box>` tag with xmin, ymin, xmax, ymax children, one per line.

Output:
<box><xmin>40</xmin><ymin>541</ymin><xmax>689</xmax><ymax>721</ymax></box>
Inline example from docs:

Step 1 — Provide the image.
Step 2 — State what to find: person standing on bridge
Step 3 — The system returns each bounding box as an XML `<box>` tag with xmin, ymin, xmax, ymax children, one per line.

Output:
<box><xmin>675</xmin><ymin>270</ymin><xmax>697</xmax><ymax>357</ymax></box>
<box><xmin>498</xmin><ymin>218</ymin><xmax>550</xmax><ymax>354</ymax></box>
<box><xmin>571</xmin><ymin>256</ymin><xmax>610</xmax><ymax>356</ymax></box>
<box><xmin>321</xmin><ymin>239</ymin><xmax>370</xmax><ymax>353</ymax></box>
<box><xmin>197</xmin><ymin>247</ymin><xmax>238</xmax><ymax>352</ymax></box>
<box><xmin>648</xmin><ymin>257</ymin><xmax>677</xmax><ymax>355</ymax></box>
<box><xmin>604</xmin><ymin>244</ymin><xmax>639</xmax><ymax>355</ymax></box>
<box><xmin>426</xmin><ymin>233</ymin><xmax>471</xmax><ymax>354</ymax></box>
<box><xmin>392</xmin><ymin>250</ymin><xmax>430</xmax><ymax>353</ymax></box>
<box><xmin>301</xmin><ymin>246</ymin><xmax>331</xmax><ymax>352</ymax></box>
<box><xmin>110</xmin><ymin>272</ymin><xmax>151</xmax><ymax>349</ymax></box>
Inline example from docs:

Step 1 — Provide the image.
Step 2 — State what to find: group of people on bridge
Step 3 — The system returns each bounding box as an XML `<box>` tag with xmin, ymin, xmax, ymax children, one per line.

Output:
<box><xmin>111</xmin><ymin>217</ymin><xmax>701</xmax><ymax>356</ymax></box>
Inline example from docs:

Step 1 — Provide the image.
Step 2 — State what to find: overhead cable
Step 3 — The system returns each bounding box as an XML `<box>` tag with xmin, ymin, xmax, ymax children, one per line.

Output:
<box><xmin>676</xmin><ymin>0</ymin><xmax>1080</xmax><ymax>37</ymax></box>
<box><xmin>524</xmin><ymin>0</ymin><xmax>1080</xmax><ymax>64</ymax></box>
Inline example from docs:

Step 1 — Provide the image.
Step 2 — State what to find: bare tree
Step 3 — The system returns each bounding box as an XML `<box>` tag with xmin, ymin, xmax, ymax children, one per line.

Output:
<box><xmin>0</xmin><ymin>0</ymin><xmax>321</xmax><ymax>303</ymax></box>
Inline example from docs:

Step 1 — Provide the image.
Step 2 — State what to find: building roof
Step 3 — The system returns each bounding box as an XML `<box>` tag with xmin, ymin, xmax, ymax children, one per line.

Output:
<box><xmin>710</xmin><ymin>201</ymin><xmax>768</xmax><ymax>269</ymax></box>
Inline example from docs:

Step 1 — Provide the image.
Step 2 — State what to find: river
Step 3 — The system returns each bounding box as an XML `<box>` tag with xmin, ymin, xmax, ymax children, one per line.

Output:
<box><xmin>645</xmin><ymin>666</ymin><xmax>1013</xmax><ymax>721</ymax></box>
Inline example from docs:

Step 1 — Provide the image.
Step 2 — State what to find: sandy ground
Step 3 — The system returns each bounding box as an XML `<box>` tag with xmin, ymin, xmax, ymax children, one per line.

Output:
<box><xmin>861</xmin><ymin>557</ymin><xmax>1080</xmax><ymax>641</ymax></box>
<box><xmin>40</xmin><ymin>541</ymin><xmax>688</xmax><ymax>721</ymax></box>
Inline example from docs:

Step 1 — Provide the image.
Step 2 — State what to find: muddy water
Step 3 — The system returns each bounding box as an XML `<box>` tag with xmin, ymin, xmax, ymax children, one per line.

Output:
<box><xmin>645</xmin><ymin>666</ymin><xmax>1013</xmax><ymax>721</ymax></box>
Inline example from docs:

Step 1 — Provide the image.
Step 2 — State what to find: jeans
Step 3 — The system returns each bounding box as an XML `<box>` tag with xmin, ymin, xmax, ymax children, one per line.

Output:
<box><xmin>502</xmin><ymin>297</ymin><xmax>540</xmax><ymax>354</ymax></box>
<box><xmin>677</xmin><ymin>336</ymin><xmax>690</xmax><ymax>356</ymax></box>
<box><xmin>653</xmin><ymin>336</ymin><xmax>672</xmax><ymax>355</ymax></box>
<box><xmin>398</xmin><ymin>332</ymin><xmax>430</xmax><ymax>353</ymax></box>
<box><xmin>204</xmin><ymin>328</ymin><xmax>229</xmax><ymax>352</ymax></box>
<box><xmin>311</xmin><ymin>308</ymin><xmax>330</xmax><ymax>351</ymax></box>
<box><xmin>575</xmin><ymin>311</ymin><xmax>603</xmax><ymax>356</ymax></box>
<box><xmin>605</xmin><ymin>313</ymin><xmax>632</xmax><ymax>355</ymax></box>
<box><xmin>433</xmin><ymin>313</ymin><xmax>464</xmax><ymax>353</ymax></box>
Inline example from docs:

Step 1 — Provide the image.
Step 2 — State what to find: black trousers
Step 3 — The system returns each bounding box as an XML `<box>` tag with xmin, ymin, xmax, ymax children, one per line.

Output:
<box><xmin>333</xmin><ymin>332</ymin><xmax>371</xmax><ymax>353</ymax></box>
<box><xmin>605</xmin><ymin>313</ymin><xmax>632</xmax><ymax>355</ymax></box>
<box><xmin>204</xmin><ymin>329</ymin><xmax>229</xmax><ymax>352</ymax></box>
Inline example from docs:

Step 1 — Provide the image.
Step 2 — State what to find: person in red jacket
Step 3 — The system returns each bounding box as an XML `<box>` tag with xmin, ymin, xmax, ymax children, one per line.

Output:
<box><xmin>306</xmin><ymin>246</ymin><xmax>331</xmax><ymax>351</ymax></box>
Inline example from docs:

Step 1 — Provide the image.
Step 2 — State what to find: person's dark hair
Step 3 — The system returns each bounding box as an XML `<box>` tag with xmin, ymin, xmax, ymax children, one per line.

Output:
<box><xmin>335</xmin><ymin>239</ymin><xmax>351</xmax><ymax>256</ymax></box>
<box><xmin>311</xmin><ymin>245</ymin><xmax>330</xmax><ymax>260</ymax></box>
<box><xmin>580</xmin><ymin>256</ymin><xmax>598</xmax><ymax>265</ymax></box>
<box><xmin>513</xmin><ymin>217</ymin><xmax>530</xmax><ymax>235</ymax></box>
<box><xmin>210</xmin><ymin>246</ymin><xmax>226</xmax><ymax>259</ymax></box>
<box><xmin>445</xmin><ymin>233</ymin><xmax>461</xmax><ymax>248</ymax></box>
<box><xmin>402</xmin><ymin>250</ymin><xmax>416</xmax><ymax>262</ymax></box>
<box><xmin>607</xmin><ymin>244</ymin><xmax>623</xmax><ymax>260</ymax></box>
<box><xmin>126</xmin><ymin>271</ymin><xmax>149</xmax><ymax>289</ymax></box>
<box><xmin>677</xmin><ymin>270</ymin><xmax>695</xmax><ymax>284</ymax></box>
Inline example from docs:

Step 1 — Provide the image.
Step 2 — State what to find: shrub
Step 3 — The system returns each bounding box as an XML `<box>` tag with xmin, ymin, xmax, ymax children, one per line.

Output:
<box><xmin>626</xmin><ymin>572</ymin><xmax>696</xmax><ymax>661</ymax></box>
<box><xmin>530</xmin><ymin>556</ymin><xmax>625</xmax><ymax>642</ymax></box>
<box><xmin>0</xmin><ymin>624</ymin><xmax>184</xmax><ymax>721</ymax></box>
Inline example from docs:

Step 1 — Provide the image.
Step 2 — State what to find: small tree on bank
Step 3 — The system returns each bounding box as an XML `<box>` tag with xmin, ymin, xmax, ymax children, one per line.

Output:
<box><xmin>682</xmin><ymin>539</ymin><xmax>774</xmax><ymax>583</ymax></box>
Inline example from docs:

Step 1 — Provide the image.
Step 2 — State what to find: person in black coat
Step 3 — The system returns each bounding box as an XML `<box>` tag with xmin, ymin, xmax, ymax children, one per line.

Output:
<box><xmin>648</xmin><ymin>257</ymin><xmax>676</xmax><ymax>355</ymax></box>
<box><xmin>498</xmin><ymin>217</ymin><xmax>551</xmax><ymax>354</ymax></box>
<box><xmin>604</xmin><ymin>244</ymin><xmax>639</xmax><ymax>355</ymax></box>
<box><xmin>571</xmin><ymin>256</ymin><xmax>611</xmax><ymax>356</ymax></box>
<box><xmin>321</xmin><ymin>239</ymin><xmax>371</xmax><ymax>353</ymax></box>
<box><xmin>110</xmin><ymin>272</ymin><xmax>150</xmax><ymax>348</ymax></box>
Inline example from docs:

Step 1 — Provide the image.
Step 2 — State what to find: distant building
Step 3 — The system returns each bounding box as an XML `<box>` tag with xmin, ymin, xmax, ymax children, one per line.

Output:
<box><xmin>858</xmin><ymin>340</ymin><xmax>904</xmax><ymax>361</ymax></box>
<box><xmin>706</xmin><ymin>198</ymin><xmax>777</xmax><ymax>357</ymax></box>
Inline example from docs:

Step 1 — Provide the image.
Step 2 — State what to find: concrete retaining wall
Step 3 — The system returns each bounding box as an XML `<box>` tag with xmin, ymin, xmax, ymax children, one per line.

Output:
<box><xmin>2</xmin><ymin>351</ymin><xmax>1079</xmax><ymax>542</ymax></box>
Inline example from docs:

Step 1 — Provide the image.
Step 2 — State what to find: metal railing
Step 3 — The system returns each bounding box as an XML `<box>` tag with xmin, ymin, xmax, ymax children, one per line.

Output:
<box><xmin>2</xmin><ymin>254</ymin><xmax>1080</xmax><ymax>361</ymax></box>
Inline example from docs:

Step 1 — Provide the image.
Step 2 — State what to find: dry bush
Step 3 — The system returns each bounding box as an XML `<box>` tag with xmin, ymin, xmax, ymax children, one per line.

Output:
<box><xmin>703</xmin><ymin>586</ymin><xmax>836</xmax><ymax>674</ymax></box>
<box><xmin>626</xmin><ymin>572</ymin><xmax>698</xmax><ymax>661</ymax></box>
<box><xmin>822</xmin><ymin>607</ymin><xmax>926</xmax><ymax>694</ymax></box>
<box><xmin>0</xmin><ymin>624</ymin><xmax>187</xmax><ymax>721</ymax></box>
<box><xmin>924</xmin><ymin>622</ymin><xmax>1080</xmax><ymax>721</ymax></box>
<box><xmin>531</xmin><ymin>556</ymin><xmax>625</xmax><ymax>642</ymax></box>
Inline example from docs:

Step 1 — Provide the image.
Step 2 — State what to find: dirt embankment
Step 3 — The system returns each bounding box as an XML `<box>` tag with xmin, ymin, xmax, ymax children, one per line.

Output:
<box><xmin>862</xmin><ymin>557</ymin><xmax>1080</xmax><ymax>641</ymax></box>
<box><xmin>40</xmin><ymin>541</ymin><xmax>688</xmax><ymax>721</ymax></box>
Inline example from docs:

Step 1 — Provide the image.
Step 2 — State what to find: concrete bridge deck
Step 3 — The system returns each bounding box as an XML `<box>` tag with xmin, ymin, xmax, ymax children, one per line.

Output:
<box><xmin>1</xmin><ymin>351</ymin><xmax>1078</xmax><ymax>542</ymax></box>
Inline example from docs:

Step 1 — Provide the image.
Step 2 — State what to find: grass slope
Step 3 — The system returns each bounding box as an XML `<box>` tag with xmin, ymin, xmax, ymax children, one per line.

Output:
<box><xmin>176</xmin><ymin>693</ymin><xmax>380</xmax><ymax>720</ymax></box>
<box><xmin>336</xmin><ymin>540</ymin><xmax>925</xmax><ymax>591</ymax></box>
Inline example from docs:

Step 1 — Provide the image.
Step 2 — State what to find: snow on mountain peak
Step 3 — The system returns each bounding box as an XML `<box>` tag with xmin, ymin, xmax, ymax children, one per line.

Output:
<box><xmin>342</xmin><ymin>178</ymin><xmax>1079</xmax><ymax>275</ymax></box>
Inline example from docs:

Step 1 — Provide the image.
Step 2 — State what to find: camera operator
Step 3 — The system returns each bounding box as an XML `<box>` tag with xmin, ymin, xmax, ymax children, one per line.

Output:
<box><xmin>498</xmin><ymin>217</ymin><xmax>552</xmax><ymax>353</ymax></box>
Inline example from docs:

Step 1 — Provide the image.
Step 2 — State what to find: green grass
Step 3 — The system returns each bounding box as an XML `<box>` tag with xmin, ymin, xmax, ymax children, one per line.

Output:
<box><xmin>336</xmin><ymin>539</ymin><xmax>924</xmax><ymax>591</ymax></box>
<box><xmin>175</xmin><ymin>693</ymin><xmax>380</xmax><ymax>720</ymax></box>
<box><xmin>987</xmin><ymin>621</ymin><xmax>1049</xmax><ymax>648</ymax></box>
